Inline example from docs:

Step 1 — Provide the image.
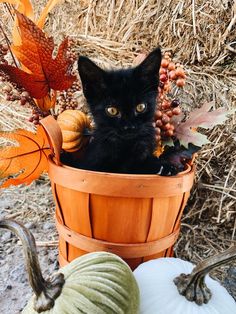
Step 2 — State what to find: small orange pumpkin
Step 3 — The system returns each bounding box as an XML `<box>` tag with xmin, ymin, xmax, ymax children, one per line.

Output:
<box><xmin>57</xmin><ymin>110</ymin><xmax>92</xmax><ymax>152</ymax></box>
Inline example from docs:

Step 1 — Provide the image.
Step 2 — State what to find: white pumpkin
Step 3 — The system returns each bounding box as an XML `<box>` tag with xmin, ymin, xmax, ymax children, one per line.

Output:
<box><xmin>134</xmin><ymin>256</ymin><xmax>236</xmax><ymax>314</ymax></box>
<box><xmin>0</xmin><ymin>219</ymin><xmax>140</xmax><ymax>314</ymax></box>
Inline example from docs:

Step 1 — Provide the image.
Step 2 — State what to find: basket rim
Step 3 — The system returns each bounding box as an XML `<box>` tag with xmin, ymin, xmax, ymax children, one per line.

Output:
<box><xmin>48</xmin><ymin>155</ymin><xmax>195</xmax><ymax>197</ymax></box>
<box><xmin>49</xmin><ymin>154</ymin><xmax>192</xmax><ymax>178</ymax></box>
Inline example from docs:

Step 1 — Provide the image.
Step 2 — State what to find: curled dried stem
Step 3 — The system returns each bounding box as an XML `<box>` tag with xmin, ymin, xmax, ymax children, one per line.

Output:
<box><xmin>0</xmin><ymin>219</ymin><xmax>65</xmax><ymax>312</ymax></box>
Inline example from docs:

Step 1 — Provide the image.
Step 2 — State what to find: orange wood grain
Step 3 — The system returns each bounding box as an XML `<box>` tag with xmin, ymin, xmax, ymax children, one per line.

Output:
<box><xmin>165</xmin><ymin>191</ymin><xmax>191</xmax><ymax>257</ymax></box>
<box><xmin>90</xmin><ymin>195</ymin><xmax>152</xmax><ymax>268</ymax></box>
<box><xmin>143</xmin><ymin>195</ymin><xmax>184</xmax><ymax>262</ymax></box>
<box><xmin>49</xmin><ymin>161</ymin><xmax>194</xmax><ymax>269</ymax></box>
<box><xmin>51</xmin><ymin>183</ymin><xmax>68</xmax><ymax>263</ymax></box>
<box><xmin>55</xmin><ymin>185</ymin><xmax>92</xmax><ymax>262</ymax></box>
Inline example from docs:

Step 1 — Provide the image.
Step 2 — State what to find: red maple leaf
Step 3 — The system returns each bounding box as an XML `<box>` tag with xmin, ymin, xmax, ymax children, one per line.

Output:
<box><xmin>0</xmin><ymin>11</ymin><xmax>76</xmax><ymax>99</ymax></box>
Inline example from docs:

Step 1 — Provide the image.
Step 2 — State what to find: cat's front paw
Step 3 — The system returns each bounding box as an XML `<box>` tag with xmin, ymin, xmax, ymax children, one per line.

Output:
<box><xmin>157</xmin><ymin>162</ymin><xmax>179</xmax><ymax>176</ymax></box>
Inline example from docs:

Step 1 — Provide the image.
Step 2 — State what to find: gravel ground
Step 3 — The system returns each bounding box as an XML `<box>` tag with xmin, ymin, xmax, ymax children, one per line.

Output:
<box><xmin>0</xmin><ymin>180</ymin><xmax>58</xmax><ymax>314</ymax></box>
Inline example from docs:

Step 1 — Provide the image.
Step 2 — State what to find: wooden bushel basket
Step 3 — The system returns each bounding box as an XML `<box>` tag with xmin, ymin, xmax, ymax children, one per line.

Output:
<box><xmin>41</xmin><ymin>116</ymin><xmax>195</xmax><ymax>270</ymax></box>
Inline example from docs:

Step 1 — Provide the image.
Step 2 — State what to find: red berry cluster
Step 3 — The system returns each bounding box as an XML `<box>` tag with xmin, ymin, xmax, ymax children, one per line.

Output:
<box><xmin>0</xmin><ymin>43</ymin><xmax>8</xmax><ymax>64</ymax></box>
<box><xmin>56</xmin><ymin>39</ymin><xmax>81</xmax><ymax>114</ymax></box>
<box><xmin>154</xmin><ymin>99</ymin><xmax>181</xmax><ymax>142</ymax></box>
<box><xmin>155</xmin><ymin>52</ymin><xmax>186</xmax><ymax>143</ymax></box>
<box><xmin>159</xmin><ymin>52</ymin><xmax>186</xmax><ymax>92</ymax></box>
<box><xmin>2</xmin><ymin>81</ymin><xmax>30</xmax><ymax>105</ymax></box>
<box><xmin>28</xmin><ymin>108</ymin><xmax>49</xmax><ymax>125</ymax></box>
<box><xmin>1</xmin><ymin>77</ymin><xmax>48</xmax><ymax>125</ymax></box>
<box><xmin>0</xmin><ymin>43</ymin><xmax>9</xmax><ymax>83</ymax></box>
<box><xmin>67</xmin><ymin>39</ymin><xmax>77</xmax><ymax>63</ymax></box>
<box><xmin>57</xmin><ymin>79</ymin><xmax>81</xmax><ymax>114</ymax></box>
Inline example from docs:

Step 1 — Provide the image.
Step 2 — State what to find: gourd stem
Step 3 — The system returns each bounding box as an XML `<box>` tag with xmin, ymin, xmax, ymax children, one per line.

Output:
<box><xmin>174</xmin><ymin>245</ymin><xmax>236</xmax><ymax>305</ymax></box>
<box><xmin>0</xmin><ymin>219</ymin><xmax>65</xmax><ymax>312</ymax></box>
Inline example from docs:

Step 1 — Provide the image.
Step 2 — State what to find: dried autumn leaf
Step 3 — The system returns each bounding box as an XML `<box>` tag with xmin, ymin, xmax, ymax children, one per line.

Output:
<box><xmin>174</xmin><ymin>102</ymin><xmax>235</xmax><ymax>148</ymax></box>
<box><xmin>0</xmin><ymin>11</ymin><xmax>76</xmax><ymax>107</ymax></box>
<box><xmin>153</xmin><ymin>144</ymin><xmax>164</xmax><ymax>157</ymax></box>
<box><xmin>0</xmin><ymin>126</ymin><xmax>51</xmax><ymax>188</ymax></box>
<box><xmin>35</xmin><ymin>92</ymin><xmax>57</xmax><ymax>112</ymax></box>
<box><xmin>37</xmin><ymin>0</ymin><xmax>62</xmax><ymax>29</ymax></box>
<box><xmin>0</xmin><ymin>0</ymin><xmax>61</xmax><ymax>45</ymax></box>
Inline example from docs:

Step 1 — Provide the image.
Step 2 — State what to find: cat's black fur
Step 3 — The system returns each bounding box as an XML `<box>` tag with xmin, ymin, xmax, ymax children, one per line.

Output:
<box><xmin>73</xmin><ymin>48</ymin><xmax>178</xmax><ymax>175</ymax></box>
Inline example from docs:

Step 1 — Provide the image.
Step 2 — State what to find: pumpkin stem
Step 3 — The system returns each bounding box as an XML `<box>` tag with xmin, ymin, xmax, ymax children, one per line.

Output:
<box><xmin>174</xmin><ymin>245</ymin><xmax>236</xmax><ymax>305</ymax></box>
<box><xmin>0</xmin><ymin>219</ymin><xmax>65</xmax><ymax>312</ymax></box>
<box><xmin>83</xmin><ymin>127</ymin><xmax>93</xmax><ymax>136</ymax></box>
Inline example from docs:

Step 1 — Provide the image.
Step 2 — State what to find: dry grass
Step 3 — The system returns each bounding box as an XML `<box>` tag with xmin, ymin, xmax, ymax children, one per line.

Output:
<box><xmin>0</xmin><ymin>0</ymin><xmax>236</xmax><ymax>282</ymax></box>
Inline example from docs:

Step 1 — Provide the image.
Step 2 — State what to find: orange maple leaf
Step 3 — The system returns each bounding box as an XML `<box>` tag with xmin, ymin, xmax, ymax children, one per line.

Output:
<box><xmin>0</xmin><ymin>11</ymin><xmax>76</xmax><ymax>107</ymax></box>
<box><xmin>0</xmin><ymin>0</ymin><xmax>62</xmax><ymax>43</ymax></box>
<box><xmin>0</xmin><ymin>126</ymin><xmax>51</xmax><ymax>188</ymax></box>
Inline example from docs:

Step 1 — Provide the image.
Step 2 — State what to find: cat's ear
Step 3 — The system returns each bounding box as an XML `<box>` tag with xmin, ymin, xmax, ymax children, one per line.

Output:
<box><xmin>78</xmin><ymin>56</ymin><xmax>106</xmax><ymax>100</ymax></box>
<box><xmin>135</xmin><ymin>47</ymin><xmax>162</xmax><ymax>78</ymax></box>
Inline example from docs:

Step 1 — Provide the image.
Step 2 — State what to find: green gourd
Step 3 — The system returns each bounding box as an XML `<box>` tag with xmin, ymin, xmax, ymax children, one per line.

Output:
<box><xmin>0</xmin><ymin>219</ymin><xmax>140</xmax><ymax>314</ymax></box>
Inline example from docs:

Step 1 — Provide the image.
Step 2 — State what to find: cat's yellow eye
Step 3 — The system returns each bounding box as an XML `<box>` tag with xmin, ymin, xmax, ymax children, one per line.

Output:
<box><xmin>136</xmin><ymin>103</ymin><xmax>146</xmax><ymax>113</ymax></box>
<box><xmin>106</xmin><ymin>106</ymin><xmax>120</xmax><ymax>116</ymax></box>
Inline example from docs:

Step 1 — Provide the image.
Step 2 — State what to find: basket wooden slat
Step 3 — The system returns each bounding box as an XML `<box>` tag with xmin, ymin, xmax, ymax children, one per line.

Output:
<box><xmin>41</xmin><ymin>116</ymin><xmax>195</xmax><ymax>270</ymax></box>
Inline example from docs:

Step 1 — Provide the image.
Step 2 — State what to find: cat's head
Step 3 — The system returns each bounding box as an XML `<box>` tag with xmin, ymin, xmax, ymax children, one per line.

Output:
<box><xmin>78</xmin><ymin>48</ymin><xmax>162</xmax><ymax>138</ymax></box>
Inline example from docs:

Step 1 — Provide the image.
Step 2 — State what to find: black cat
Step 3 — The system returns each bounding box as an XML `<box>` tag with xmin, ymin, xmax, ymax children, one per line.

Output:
<box><xmin>73</xmin><ymin>48</ymin><xmax>178</xmax><ymax>175</ymax></box>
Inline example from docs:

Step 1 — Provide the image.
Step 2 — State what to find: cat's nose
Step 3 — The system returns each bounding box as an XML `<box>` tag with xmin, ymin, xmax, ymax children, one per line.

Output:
<box><xmin>123</xmin><ymin>125</ymin><xmax>136</xmax><ymax>130</ymax></box>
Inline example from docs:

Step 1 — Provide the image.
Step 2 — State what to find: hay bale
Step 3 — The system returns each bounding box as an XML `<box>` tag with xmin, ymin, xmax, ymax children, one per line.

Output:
<box><xmin>0</xmin><ymin>0</ymin><xmax>235</xmax><ymax>279</ymax></box>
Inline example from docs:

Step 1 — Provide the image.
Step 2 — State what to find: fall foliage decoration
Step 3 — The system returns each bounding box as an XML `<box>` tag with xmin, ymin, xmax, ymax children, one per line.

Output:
<box><xmin>154</xmin><ymin>52</ymin><xmax>185</xmax><ymax>145</ymax></box>
<box><xmin>154</xmin><ymin>53</ymin><xmax>234</xmax><ymax>150</ymax></box>
<box><xmin>173</xmin><ymin>102</ymin><xmax>235</xmax><ymax>148</ymax></box>
<box><xmin>0</xmin><ymin>11</ymin><xmax>76</xmax><ymax>108</ymax></box>
<box><xmin>133</xmin><ymin>51</ymin><xmax>234</xmax><ymax>166</ymax></box>
<box><xmin>57</xmin><ymin>110</ymin><xmax>92</xmax><ymax>152</ymax></box>
<box><xmin>0</xmin><ymin>126</ymin><xmax>51</xmax><ymax>188</ymax></box>
<box><xmin>0</xmin><ymin>1</ymin><xmax>82</xmax><ymax>187</ymax></box>
<box><xmin>0</xmin><ymin>0</ymin><xmax>68</xmax><ymax>115</ymax></box>
<box><xmin>159</xmin><ymin>142</ymin><xmax>199</xmax><ymax>171</ymax></box>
